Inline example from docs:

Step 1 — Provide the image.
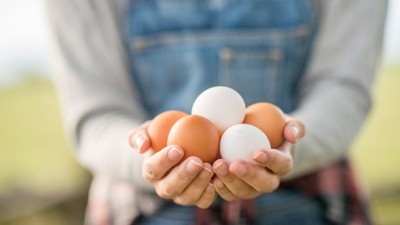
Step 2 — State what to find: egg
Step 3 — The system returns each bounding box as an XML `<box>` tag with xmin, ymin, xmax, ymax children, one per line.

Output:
<box><xmin>148</xmin><ymin>110</ymin><xmax>187</xmax><ymax>151</ymax></box>
<box><xmin>220</xmin><ymin>124</ymin><xmax>271</xmax><ymax>163</ymax></box>
<box><xmin>167</xmin><ymin>115</ymin><xmax>219</xmax><ymax>164</ymax></box>
<box><xmin>243</xmin><ymin>102</ymin><xmax>286</xmax><ymax>148</ymax></box>
<box><xmin>191</xmin><ymin>86</ymin><xmax>246</xmax><ymax>134</ymax></box>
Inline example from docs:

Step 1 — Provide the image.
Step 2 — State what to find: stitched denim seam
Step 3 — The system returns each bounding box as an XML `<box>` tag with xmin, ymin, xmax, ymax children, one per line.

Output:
<box><xmin>132</xmin><ymin>26</ymin><xmax>309</xmax><ymax>51</ymax></box>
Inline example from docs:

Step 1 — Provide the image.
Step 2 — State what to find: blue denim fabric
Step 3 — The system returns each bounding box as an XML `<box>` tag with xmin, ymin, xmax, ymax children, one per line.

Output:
<box><xmin>124</xmin><ymin>0</ymin><xmax>321</xmax><ymax>224</ymax></box>
<box><xmin>125</xmin><ymin>0</ymin><xmax>316</xmax><ymax>118</ymax></box>
<box><xmin>138</xmin><ymin>189</ymin><xmax>323</xmax><ymax>225</ymax></box>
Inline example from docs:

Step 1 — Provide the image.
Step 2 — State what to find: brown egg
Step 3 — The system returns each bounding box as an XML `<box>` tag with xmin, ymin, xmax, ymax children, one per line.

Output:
<box><xmin>243</xmin><ymin>102</ymin><xmax>286</xmax><ymax>148</ymax></box>
<box><xmin>148</xmin><ymin>110</ymin><xmax>187</xmax><ymax>151</ymax></box>
<box><xmin>167</xmin><ymin>115</ymin><xmax>220</xmax><ymax>164</ymax></box>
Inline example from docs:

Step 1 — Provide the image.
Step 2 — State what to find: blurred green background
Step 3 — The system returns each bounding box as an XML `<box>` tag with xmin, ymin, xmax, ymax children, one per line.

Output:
<box><xmin>0</xmin><ymin>75</ymin><xmax>91</xmax><ymax>225</ymax></box>
<box><xmin>0</xmin><ymin>66</ymin><xmax>399</xmax><ymax>225</ymax></box>
<box><xmin>1</xmin><ymin>1</ymin><xmax>399</xmax><ymax>225</ymax></box>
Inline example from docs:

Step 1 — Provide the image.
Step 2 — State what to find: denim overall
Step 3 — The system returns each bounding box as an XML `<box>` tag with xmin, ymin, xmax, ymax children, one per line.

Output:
<box><xmin>124</xmin><ymin>0</ymin><xmax>322</xmax><ymax>224</ymax></box>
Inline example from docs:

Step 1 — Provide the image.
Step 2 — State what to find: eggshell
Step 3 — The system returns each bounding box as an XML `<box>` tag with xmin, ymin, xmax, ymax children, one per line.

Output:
<box><xmin>191</xmin><ymin>86</ymin><xmax>245</xmax><ymax>134</ymax></box>
<box><xmin>167</xmin><ymin>115</ymin><xmax>220</xmax><ymax>164</ymax></box>
<box><xmin>148</xmin><ymin>110</ymin><xmax>187</xmax><ymax>151</ymax></box>
<box><xmin>243</xmin><ymin>102</ymin><xmax>286</xmax><ymax>148</ymax></box>
<box><xmin>220</xmin><ymin>124</ymin><xmax>271</xmax><ymax>163</ymax></box>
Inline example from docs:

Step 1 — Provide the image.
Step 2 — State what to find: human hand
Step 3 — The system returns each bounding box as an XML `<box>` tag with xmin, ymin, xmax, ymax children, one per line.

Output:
<box><xmin>212</xmin><ymin>117</ymin><xmax>305</xmax><ymax>201</ymax></box>
<box><xmin>128</xmin><ymin>122</ymin><xmax>217</xmax><ymax>208</ymax></box>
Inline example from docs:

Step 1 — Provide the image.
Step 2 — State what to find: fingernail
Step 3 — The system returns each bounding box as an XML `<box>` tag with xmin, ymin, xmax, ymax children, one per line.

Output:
<box><xmin>168</xmin><ymin>147</ymin><xmax>183</xmax><ymax>161</ymax></box>
<box><xmin>135</xmin><ymin>134</ymin><xmax>145</xmax><ymax>149</ymax></box>
<box><xmin>200</xmin><ymin>166</ymin><xmax>213</xmax><ymax>180</ymax></box>
<box><xmin>254</xmin><ymin>151</ymin><xmax>268</xmax><ymax>163</ymax></box>
<box><xmin>186</xmin><ymin>159</ymin><xmax>202</xmax><ymax>174</ymax></box>
<box><xmin>233</xmin><ymin>164</ymin><xmax>247</xmax><ymax>176</ymax></box>
<box><xmin>291</xmin><ymin>124</ymin><xmax>299</xmax><ymax>138</ymax></box>
<box><xmin>214</xmin><ymin>161</ymin><xmax>229</xmax><ymax>176</ymax></box>
<box><xmin>214</xmin><ymin>178</ymin><xmax>224</xmax><ymax>189</ymax></box>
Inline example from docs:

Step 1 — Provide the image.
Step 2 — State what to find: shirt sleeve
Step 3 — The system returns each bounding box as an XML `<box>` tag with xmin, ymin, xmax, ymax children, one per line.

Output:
<box><xmin>284</xmin><ymin>0</ymin><xmax>387</xmax><ymax>179</ymax></box>
<box><xmin>46</xmin><ymin>0</ymin><xmax>151</xmax><ymax>189</ymax></box>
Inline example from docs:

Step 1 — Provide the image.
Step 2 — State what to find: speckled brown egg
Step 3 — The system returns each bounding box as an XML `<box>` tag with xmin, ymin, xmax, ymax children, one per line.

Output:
<box><xmin>148</xmin><ymin>110</ymin><xmax>187</xmax><ymax>152</ymax></box>
<box><xmin>243</xmin><ymin>102</ymin><xmax>286</xmax><ymax>148</ymax></box>
<box><xmin>167</xmin><ymin>115</ymin><xmax>220</xmax><ymax>164</ymax></box>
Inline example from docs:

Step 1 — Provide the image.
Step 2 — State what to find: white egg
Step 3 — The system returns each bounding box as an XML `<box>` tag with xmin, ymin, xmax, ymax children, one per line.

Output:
<box><xmin>191</xmin><ymin>86</ymin><xmax>246</xmax><ymax>133</ymax></box>
<box><xmin>220</xmin><ymin>124</ymin><xmax>271</xmax><ymax>163</ymax></box>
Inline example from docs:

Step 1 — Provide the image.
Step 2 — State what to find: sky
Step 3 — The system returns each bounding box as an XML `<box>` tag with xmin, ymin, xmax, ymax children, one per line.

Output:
<box><xmin>0</xmin><ymin>0</ymin><xmax>399</xmax><ymax>85</ymax></box>
<box><xmin>0</xmin><ymin>0</ymin><xmax>49</xmax><ymax>85</ymax></box>
<box><xmin>384</xmin><ymin>0</ymin><xmax>400</xmax><ymax>64</ymax></box>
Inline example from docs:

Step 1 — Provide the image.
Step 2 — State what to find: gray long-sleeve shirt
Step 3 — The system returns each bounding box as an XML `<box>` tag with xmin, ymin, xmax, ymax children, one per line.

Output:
<box><xmin>46</xmin><ymin>0</ymin><xmax>386</xmax><ymax>220</ymax></box>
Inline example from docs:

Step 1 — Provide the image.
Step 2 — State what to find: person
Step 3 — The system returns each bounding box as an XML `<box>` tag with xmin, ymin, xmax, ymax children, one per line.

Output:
<box><xmin>46</xmin><ymin>0</ymin><xmax>387</xmax><ymax>224</ymax></box>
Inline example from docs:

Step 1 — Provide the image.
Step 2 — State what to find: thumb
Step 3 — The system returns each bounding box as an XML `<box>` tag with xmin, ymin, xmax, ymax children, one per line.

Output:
<box><xmin>283</xmin><ymin>119</ymin><xmax>305</xmax><ymax>144</ymax></box>
<box><xmin>128</xmin><ymin>121</ymin><xmax>151</xmax><ymax>153</ymax></box>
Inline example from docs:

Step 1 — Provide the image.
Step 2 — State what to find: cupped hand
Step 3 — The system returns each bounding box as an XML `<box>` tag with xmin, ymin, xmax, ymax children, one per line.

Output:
<box><xmin>212</xmin><ymin>117</ymin><xmax>305</xmax><ymax>201</ymax></box>
<box><xmin>128</xmin><ymin>122</ymin><xmax>217</xmax><ymax>208</ymax></box>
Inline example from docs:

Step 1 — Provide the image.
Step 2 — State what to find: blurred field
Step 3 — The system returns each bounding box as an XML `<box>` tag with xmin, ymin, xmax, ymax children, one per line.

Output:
<box><xmin>351</xmin><ymin>65</ymin><xmax>400</xmax><ymax>225</ymax></box>
<box><xmin>0</xmin><ymin>65</ymin><xmax>399</xmax><ymax>225</ymax></box>
<box><xmin>0</xmin><ymin>76</ymin><xmax>90</xmax><ymax>225</ymax></box>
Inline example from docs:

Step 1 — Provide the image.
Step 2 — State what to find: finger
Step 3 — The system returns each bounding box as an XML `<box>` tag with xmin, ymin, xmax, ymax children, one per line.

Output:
<box><xmin>142</xmin><ymin>145</ymin><xmax>184</xmax><ymax>182</ymax></box>
<box><xmin>128</xmin><ymin>121</ymin><xmax>151</xmax><ymax>153</ymax></box>
<box><xmin>278</xmin><ymin>140</ymin><xmax>293</xmax><ymax>154</ymax></box>
<box><xmin>229</xmin><ymin>160</ymin><xmax>280</xmax><ymax>193</ymax></box>
<box><xmin>196</xmin><ymin>183</ymin><xmax>217</xmax><ymax>209</ymax></box>
<box><xmin>253</xmin><ymin>148</ymin><xmax>293</xmax><ymax>175</ymax></box>
<box><xmin>155</xmin><ymin>157</ymin><xmax>203</xmax><ymax>199</ymax></box>
<box><xmin>131</xmin><ymin>131</ymin><xmax>150</xmax><ymax>153</ymax></box>
<box><xmin>213</xmin><ymin>177</ymin><xmax>238</xmax><ymax>201</ymax></box>
<box><xmin>174</xmin><ymin>164</ymin><xmax>214</xmax><ymax>206</ymax></box>
<box><xmin>283</xmin><ymin>119</ymin><xmax>305</xmax><ymax>144</ymax></box>
<box><xmin>213</xmin><ymin>159</ymin><xmax>258</xmax><ymax>200</ymax></box>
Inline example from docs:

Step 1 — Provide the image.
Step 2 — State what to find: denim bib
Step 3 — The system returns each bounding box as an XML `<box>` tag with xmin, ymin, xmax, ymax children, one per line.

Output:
<box><xmin>124</xmin><ymin>0</ymin><xmax>316</xmax><ymax>119</ymax></box>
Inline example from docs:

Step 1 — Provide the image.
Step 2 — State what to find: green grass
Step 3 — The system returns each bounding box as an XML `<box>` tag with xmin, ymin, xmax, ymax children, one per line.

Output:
<box><xmin>0</xmin><ymin>66</ymin><xmax>399</xmax><ymax>224</ymax></box>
